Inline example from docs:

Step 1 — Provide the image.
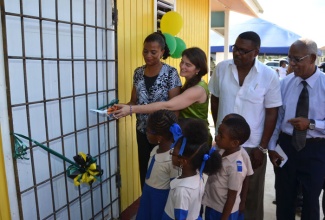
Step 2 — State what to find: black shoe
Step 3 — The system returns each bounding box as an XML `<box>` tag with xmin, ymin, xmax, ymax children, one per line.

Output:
<box><xmin>272</xmin><ymin>200</ymin><xmax>276</xmax><ymax>205</ymax></box>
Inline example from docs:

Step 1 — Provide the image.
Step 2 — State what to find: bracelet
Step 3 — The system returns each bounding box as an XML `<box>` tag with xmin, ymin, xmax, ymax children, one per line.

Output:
<box><xmin>129</xmin><ymin>105</ymin><xmax>132</xmax><ymax>116</ymax></box>
<box><xmin>258</xmin><ymin>145</ymin><xmax>268</xmax><ymax>154</ymax></box>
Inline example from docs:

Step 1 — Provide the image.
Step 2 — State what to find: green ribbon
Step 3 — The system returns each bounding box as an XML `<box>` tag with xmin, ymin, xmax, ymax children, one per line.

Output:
<box><xmin>13</xmin><ymin>133</ymin><xmax>77</xmax><ymax>165</ymax></box>
<box><xmin>12</xmin><ymin>133</ymin><xmax>103</xmax><ymax>186</ymax></box>
<box><xmin>97</xmin><ymin>99</ymin><xmax>119</xmax><ymax>110</ymax></box>
<box><xmin>13</xmin><ymin>135</ymin><xmax>29</xmax><ymax>160</ymax></box>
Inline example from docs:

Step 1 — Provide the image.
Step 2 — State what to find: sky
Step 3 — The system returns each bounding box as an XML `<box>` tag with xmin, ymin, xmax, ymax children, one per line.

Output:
<box><xmin>230</xmin><ymin>0</ymin><xmax>325</xmax><ymax>47</ymax></box>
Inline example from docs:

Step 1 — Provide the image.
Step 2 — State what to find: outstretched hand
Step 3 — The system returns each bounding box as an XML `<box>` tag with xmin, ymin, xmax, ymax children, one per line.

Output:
<box><xmin>112</xmin><ymin>104</ymin><xmax>131</xmax><ymax>119</ymax></box>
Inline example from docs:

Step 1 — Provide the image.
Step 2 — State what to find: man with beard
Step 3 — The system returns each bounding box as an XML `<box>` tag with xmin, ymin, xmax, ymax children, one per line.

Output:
<box><xmin>208</xmin><ymin>31</ymin><xmax>282</xmax><ymax>220</ymax></box>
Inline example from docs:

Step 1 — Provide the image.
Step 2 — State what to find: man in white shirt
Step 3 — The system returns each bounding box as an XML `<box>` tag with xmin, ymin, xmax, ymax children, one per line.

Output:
<box><xmin>209</xmin><ymin>31</ymin><xmax>282</xmax><ymax>220</ymax></box>
<box><xmin>276</xmin><ymin>60</ymin><xmax>288</xmax><ymax>79</ymax></box>
<box><xmin>268</xmin><ymin>38</ymin><xmax>325</xmax><ymax>220</ymax></box>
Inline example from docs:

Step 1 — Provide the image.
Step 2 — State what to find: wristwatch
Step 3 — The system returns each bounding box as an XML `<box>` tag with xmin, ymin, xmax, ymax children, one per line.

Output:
<box><xmin>309</xmin><ymin>119</ymin><xmax>315</xmax><ymax>130</ymax></box>
<box><xmin>258</xmin><ymin>145</ymin><xmax>268</xmax><ymax>154</ymax></box>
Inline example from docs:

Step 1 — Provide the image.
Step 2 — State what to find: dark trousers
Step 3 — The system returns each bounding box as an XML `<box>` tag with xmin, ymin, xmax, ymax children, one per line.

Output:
<box><xmin>276</xmin><ymin>133</ymin><xmax>325</xmax><ymax>220</ymax></box>
<box><xmin>323</xmin><ymin>180</ymin><xmax>325</xmax><ymax>218</ymax></box>
<box><xmin>136</xmin><ymin>131</ymin><xmax>155</xmax><ymax>190</ymax></box>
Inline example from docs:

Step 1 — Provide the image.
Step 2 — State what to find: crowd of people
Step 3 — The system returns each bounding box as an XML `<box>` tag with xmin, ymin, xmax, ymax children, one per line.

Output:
<box><xmin>112</xmin><ymin>31</ymin><xmax>325</xmax><ymax>220</ymax></box>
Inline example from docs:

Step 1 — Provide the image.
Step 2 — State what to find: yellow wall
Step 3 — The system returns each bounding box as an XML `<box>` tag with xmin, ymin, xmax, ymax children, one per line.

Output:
<box><xmin>117</xmin><ymin>0</ymin><xmax>210</xmax><ymax>211</ymax></box>
<box><xmin>0</xmin><ymin>127</ymin><xmax>11</xmax><ymax>220</ymax></box>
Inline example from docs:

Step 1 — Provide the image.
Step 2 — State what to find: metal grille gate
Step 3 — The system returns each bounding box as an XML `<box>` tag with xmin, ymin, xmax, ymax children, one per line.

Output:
<box><xmin>1</xmin><ymin>0</ymin><xmax>120</xmax><ymax>219</ymax></box>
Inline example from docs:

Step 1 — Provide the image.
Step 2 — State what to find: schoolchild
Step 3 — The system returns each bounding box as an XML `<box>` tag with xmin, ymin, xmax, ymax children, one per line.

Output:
<box><xmin>203</xmin><ymin>116</ymin><xmax>253</xmax><ymax>220</ymax></box>
<box><xmin>136</xmin><ymin>110</ymin><xmax>179</xmax><ymax>220</ymax></box>
<box><xmin>162</xmin><ymin>118</ymin><xmax>222</xmax><ymax>220</ymax></box>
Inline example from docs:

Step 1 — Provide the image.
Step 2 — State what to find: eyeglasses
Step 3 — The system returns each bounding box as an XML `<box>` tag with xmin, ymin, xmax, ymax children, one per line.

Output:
<box><xmin>288</xmin><ymin>54</ymin><xmax>310</xmax><ymax>64</ymax></box>
<box><xmin>231</xmin><ymin>45</ymin><xmax>256</xmax><ymax>55</ymax></box>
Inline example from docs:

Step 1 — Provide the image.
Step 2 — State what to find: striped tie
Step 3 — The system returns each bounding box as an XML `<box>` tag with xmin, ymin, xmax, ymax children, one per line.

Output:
<box><xmin>292</xmin><ymin>81</ymin><xmax>309</xmax><ymax>151</ymax></box>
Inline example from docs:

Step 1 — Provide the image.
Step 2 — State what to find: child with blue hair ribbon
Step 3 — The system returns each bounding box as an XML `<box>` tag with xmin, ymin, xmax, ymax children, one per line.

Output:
<box><xmin>162</xmin><ymin>118</ymin><xmax>222</xmax><ymax>220</ymax></box>
<box><xmin>135</xmin><ymin>110</ymin><xmax>180</xmax><ymax>219</ymax></box>
<box><xmin>202</xmin><ymin>114</ymin><xmax>253</xmax><ymax>220</ymax></box>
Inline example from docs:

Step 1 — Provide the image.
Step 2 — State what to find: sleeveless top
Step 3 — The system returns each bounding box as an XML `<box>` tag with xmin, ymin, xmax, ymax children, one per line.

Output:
<box><xmin>179</xmin><ymin>80</ymin><xmax>209</xmax><ymax>124</ymax></box>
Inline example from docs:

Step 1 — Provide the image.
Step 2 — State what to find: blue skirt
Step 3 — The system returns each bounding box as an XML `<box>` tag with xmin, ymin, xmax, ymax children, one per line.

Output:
<box><xmin>136</xmin><ymin>183</ymin><xmax>169</xmax><ymax>220</ymax></box>
<box><xmin>205</xmin><ymin>206</ymin><xmax>241</xmax><ymax>220</ymax></box>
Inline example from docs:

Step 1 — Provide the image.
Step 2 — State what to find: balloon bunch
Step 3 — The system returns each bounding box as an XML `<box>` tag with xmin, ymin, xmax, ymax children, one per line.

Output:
<box><xmin>160</xmin><ymin>11</ymin><xmax>186</xmax><ymax>59</ymax></box>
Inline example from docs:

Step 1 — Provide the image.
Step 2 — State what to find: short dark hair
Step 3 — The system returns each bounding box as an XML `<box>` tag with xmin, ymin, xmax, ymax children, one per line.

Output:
<box><xmin>222</xmin><ymin>117</ymin><xmax>251</xmax><ymax>145</ymax></box>
<box><xmin>144</xmin><ymin>32</ymin><xmax>171</xmax><ymax>59</ymax></box>
<box><xmin>147</xmin><ymin>109</ymin><xmax>178</xmax><ymax>140</ymax></box>
<box><xmin>222</xmin><ymin>113</ymin><xmax>245</xmax><ymax>123</ymax></box>
<box><xmin>279</xmin><ymin>60</ymin><xmax>287</xmax><ymax>66</ymax></box>
<box><xmin>238</xmin><ymin>31</ymin><xmax>261</xmax><ymax>48</ymax></box>
<box><xmin>178</xmin><ymin>118</ymin><xmax>222</xmax><ymax>175</ymax></box>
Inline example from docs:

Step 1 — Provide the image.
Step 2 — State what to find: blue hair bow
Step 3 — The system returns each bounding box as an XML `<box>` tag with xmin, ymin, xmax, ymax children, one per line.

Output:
<box><xmin>169</xmin><ymin>123</ymin><xmax>187</xmax><ymax>156</ymax></box>
<box><xmin>199</xmin><ymin>146</ymin><xmax>216</xmax><ymax>178</ymax></box>
<box><xmin>169</xmin><ymin>123</ymin><xmax>183</xmax><ymax>149</ymax></box>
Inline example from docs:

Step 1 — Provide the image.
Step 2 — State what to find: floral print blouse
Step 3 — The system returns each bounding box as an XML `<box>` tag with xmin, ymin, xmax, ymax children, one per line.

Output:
<box><xmin>133</xmin><ymin>63</ymin><xmax>182</xmax><ymax>133</ymax></box>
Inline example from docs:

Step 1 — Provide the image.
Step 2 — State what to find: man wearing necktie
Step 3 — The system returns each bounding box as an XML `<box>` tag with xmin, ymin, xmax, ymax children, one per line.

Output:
<box><xmin>268</xmin><ymin>38</ymin><xmax>325</xmax><ymax>220</ymax></box>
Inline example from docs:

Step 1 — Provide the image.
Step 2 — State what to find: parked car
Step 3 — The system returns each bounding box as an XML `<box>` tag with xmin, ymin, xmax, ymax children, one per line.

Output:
<box><xmin>264</xmin><ymin>59</ymin><xmax>288</xmax><ymax>70</ymax></box>
<box><xmin>264</xmin><ymin>61</ymin><xmax>280</xmax><ymax>70</ymax></box>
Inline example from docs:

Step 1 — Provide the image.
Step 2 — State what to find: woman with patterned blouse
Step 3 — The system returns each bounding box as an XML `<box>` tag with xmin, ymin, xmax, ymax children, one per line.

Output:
<box><xmin>114</xmin><ymin>47</ymin><xmax>212</xmax><ymax>145</ymax></box>
<box><xmin>126</xmin><ymin>32</ymin><xmax>182</xmax><ymax>189</ymax></box>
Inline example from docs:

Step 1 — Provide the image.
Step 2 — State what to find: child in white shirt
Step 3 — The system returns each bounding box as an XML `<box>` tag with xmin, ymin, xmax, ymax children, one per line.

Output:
<box><xmin>202</xmin><ymin>114</ymin><xmax>254</xmax><ymax>220</ymax></box>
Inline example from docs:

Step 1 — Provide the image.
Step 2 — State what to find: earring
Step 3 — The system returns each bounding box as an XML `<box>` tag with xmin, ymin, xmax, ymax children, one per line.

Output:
<box><xmin>178</xmin><ymin>163</ymin><xmax>183</xmax><ymax>175</ymax></box>
<box><xmin>158</xmin><ymin>140</ymin><xmax>160</xmax><ymax>144</ymax></box>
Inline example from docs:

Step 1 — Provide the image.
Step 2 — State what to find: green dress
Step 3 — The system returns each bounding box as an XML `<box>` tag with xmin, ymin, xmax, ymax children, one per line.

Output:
<box><xmin>179</xmin><ymin>80</ymin><xmax>212</xmax><ymax>145</ymax></box>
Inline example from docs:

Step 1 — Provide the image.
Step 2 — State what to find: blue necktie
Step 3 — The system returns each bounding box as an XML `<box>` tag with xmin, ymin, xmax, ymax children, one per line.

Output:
<box><xmin>145</xmin><ymin>155</ymin><xmax>155</xmax><ymax>179</ymax></box>
<box><xmin>292</xmin><ymin>81</ymin><xmax>309</xmax><ymax>151</ymax></box>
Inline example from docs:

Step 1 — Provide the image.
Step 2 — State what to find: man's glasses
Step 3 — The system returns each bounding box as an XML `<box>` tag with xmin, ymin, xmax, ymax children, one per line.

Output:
<box><xmin>231</xmin><ymin>45</ymin><xmax>256</xmax><ymax>55</ymax></box>
<box><xmin>288</xmin><ymin>54</ymin><xmax>310</xmax><ymax>64</ymax></box>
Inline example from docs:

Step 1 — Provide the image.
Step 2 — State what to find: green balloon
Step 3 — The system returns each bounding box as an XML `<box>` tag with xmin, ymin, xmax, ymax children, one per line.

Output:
<box><xmin>171</xmin><ymin>37</ymin><xmax>186</xmax><ymax>59</ymax></box>
<box><xmin>163</xmin><ymin>33</ymin><xmax>176</xmax><ymax>55</ymax></box>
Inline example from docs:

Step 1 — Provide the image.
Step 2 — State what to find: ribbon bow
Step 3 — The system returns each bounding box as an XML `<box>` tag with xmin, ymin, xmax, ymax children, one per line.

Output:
<box><xmin>169</xmin><ymin>123</ymin><xmax>183</xmax><ymax>149</ymax></box>
<box><xmin>12</xmin><ymin>133</ymin><xmax>103</xmax><ymax>186</ymax></box>
<box><xmin>199</xmin><ymin>146</ymin><xmax>216</xmax><ymax>178</ymax></box>
<box><xmin>67</xmin><ymin>152</ymin><xmax>103</xmax><ymax>186</ymax></box>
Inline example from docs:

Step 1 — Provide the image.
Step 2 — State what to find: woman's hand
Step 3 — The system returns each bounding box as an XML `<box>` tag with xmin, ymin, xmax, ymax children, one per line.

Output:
<box><xmin>112</xmin><ymin>104</ymin><xmax>132</xmax><ymax>119</ymax></box>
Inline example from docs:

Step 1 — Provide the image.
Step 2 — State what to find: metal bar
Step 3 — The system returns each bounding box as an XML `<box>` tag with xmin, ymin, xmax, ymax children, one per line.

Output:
<box><xmin>4</xmin><ymin>11</ymin><xmax>115</xmax><ymax>31</ymax></box>
<box><xmin>69</xmin><ymin>0</ymin><xmax>83</xmax><ymax>219</ymax></box>
<box><xmin>8</xmin><ymin>55</ymin><xmax>117</xmax><ymax>62</ymax></box>
<box><xmin>0</xmin><ymin>0</ymin><xmax>24</xmax><ymax>219</ymax></box>
<box><xmin>10</xmin><ymin>89</ymin><xmax>115</xmax><ymax>107</ymax></box>
<box><xmin>94</xmin><ymin>0</ymin><xmax>105</xmax><ymax>219</ymax></box>
<box><xmin>2</xmin><ymin>0</ymin><xmax>120</xmax><ymax>218</ymax></box>
<box><xmin>18</xmin><ymin>0</ymin><xmax>41</xmax><ymax>218</ymax></box>
<box><xmin>105</xmin><ymin>1</ymin><xmax>114</xmax><ymax>218</ymax></box>
<box><xmin>55</xmin><ymin>0</ymin><xmax>72</xmax><ymax>218</ymax></box>
<box><xmin>83</xmin><ymin>0</ymin><xmax>95</xmax><ymax>217</ymax></box>
<box><xmin>113</xmin><ymin>0</ymin><xmax>122</xmax><ymax>216</ymax></box>
<box><xmin>38</xmin><ymin>0</ymin><xmax>57</xmax><ymax>218</ymax></box>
